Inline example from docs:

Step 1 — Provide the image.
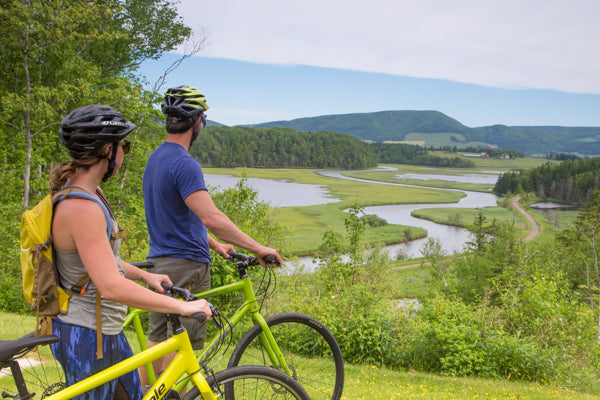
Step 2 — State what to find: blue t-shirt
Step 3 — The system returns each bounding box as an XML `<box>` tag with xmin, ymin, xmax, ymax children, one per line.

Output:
<box><xmin>143</xmin><ymin>142</ymin><xmax>211</xmax><ymax>263</ymax></box>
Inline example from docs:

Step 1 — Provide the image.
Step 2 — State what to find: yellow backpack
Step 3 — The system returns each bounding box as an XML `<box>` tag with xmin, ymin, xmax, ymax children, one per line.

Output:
<box><xmin>20</xmin><ymin>187</ymin><xmax>113</xmax><ymax>358</ymax></box>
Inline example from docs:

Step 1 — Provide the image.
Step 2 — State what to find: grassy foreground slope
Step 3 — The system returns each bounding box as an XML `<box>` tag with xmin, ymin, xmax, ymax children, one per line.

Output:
<box><xmin>1</xmin><ymin>312</ymin><xmax>598</xmax><ymax>399</ymax></box>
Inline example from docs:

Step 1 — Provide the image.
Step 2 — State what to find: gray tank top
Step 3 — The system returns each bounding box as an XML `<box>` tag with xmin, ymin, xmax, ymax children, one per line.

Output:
<box><xmin>55</xmin><ymin>210</ymin><xmax>128</xmax><ymax>335</ymax></box>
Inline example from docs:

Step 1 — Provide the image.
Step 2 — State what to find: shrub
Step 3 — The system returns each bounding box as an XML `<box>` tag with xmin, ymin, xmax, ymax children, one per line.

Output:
<box><xmin>361</xmin><ymin>214</ymin><xmax>387</xmax><ymax>227</ymax></box>
<box><xmin>0</xmin><ymin>268</ymin><xmax>29</xmax><ymax>314</ymax></box>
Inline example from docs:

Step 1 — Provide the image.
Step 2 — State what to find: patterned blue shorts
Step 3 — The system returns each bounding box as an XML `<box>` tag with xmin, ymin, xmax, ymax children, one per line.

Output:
<box><xmin>51</xmin><ymin>318</ymin><xmax>143</xmax><ymax>400</ymax></box>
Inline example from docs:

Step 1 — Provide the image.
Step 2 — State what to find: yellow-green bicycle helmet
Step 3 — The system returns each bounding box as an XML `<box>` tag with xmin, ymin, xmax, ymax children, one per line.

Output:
<box><xmin>162</xmin><ymin>85</ymin><xmax>210</xmax><ymax>123</ymax></box>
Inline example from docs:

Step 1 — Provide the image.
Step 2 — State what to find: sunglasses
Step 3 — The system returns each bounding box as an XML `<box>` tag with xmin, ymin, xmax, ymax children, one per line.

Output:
<box><xmin>119</xmin><ymin>140</ymin><xmax>131</xmax><ymax>154</ymax></box>
<box><xmin>200</xmin><ymin>113</ymin><xmax>207</xmax><ymax>127</ymax></box>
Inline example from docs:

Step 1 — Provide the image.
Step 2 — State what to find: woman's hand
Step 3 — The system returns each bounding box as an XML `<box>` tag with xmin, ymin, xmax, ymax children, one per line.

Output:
<box><xmin>179</xmin><ymin>298</ymin><xmax>213</xmax><ymax>319</ymax></box>
<box><xmin>144</xmin><ymin>272</ymin><xmax>172</xmax><ymax>293</ymax></box>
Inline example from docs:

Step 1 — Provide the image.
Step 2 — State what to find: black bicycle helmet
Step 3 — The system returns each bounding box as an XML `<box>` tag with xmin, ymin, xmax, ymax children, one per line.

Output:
<box><xmin>59</xmin><ymin>104</ymin><xmax>136</xmax><ymax>160</ymax></box>
<box><xmin>161</xmin><ymin>85</ymin><xmax>209</xmax><ymax>121</ymax></box>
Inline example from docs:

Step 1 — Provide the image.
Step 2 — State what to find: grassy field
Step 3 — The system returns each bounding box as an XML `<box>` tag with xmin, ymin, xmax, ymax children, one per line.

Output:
<box><xmin>2</xmin><ymin>312</ymin><xmax>599</xmax><ymax>399</ymax></box>
<box><xmin>274</xmin><ymin>203</ymin><xmax>427</xmax><ymax>256</ymax></box>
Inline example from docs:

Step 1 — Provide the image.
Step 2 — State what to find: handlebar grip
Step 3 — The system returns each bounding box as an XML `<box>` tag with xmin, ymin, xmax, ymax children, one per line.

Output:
<box><xmin>161</xmin><ymin>282</ymin><xmax>172</xmax><ymax>291</ymax></box>
<box><xmin>131</xmin><ymin>261</ymin><xmax>154</xmax><ymax>269</ymax></box>
<box><xmin>263</xmin><ymin>255</ymin><xmax>280</xmax><ymax>266</ymax></box>
<box><xmin>191</xmin><ymin>312</ymin><xmax>207</xmax><ymax>323</ymax></box>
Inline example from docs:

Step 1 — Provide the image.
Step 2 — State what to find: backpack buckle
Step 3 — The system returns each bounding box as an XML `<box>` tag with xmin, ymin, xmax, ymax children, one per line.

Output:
<box><xmin>71</xmin><ymin>280</ymin><xmax>91</xmax><ymax>295</ymax></box>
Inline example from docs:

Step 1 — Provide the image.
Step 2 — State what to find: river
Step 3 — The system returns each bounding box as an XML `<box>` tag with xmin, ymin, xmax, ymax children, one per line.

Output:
<box><xmin>205</xmin><ymin>169</ymin><xmax>500</xmax><ymax>266</ymax></box>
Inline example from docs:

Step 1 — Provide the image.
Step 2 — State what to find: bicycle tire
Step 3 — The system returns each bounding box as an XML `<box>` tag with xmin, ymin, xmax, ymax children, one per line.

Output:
<box><xmin>227</xmin><ymin>313</ymin><xmax>344</xmax><ymax>400</ymax></box>
<box><xmin>182</xmin><ymin>365</ymin><xmax>310</xmax><ymax>400</ymax></box>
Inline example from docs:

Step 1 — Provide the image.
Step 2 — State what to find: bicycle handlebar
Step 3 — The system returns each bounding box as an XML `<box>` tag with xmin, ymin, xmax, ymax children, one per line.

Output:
<box><xmin>160</xmin><ymin>283</ymin><xmax>215</xmax><ymax>323</ymax></box>
<box><xmin>130</xmin><ymin>261</ymin><xmax>154</xmax><ymax>269</ymax></box>
<box><xmin>226</xmin><ymin>251</ymin><xmax>279</xmax><ymax>267</ymax></box>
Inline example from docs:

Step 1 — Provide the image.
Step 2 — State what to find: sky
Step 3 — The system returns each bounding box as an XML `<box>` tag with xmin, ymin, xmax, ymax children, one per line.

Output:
<box><xmin>138</xmin><ymin>0</ymin><xmax>600</xmax><ymax>128</ymax></box>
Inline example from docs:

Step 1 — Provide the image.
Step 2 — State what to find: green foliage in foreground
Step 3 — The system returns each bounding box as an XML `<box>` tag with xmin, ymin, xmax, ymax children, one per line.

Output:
<box><xmin>4</xmin><ymin>179</ymin><xmax>600</xmax><ymax>397</ymax></box>
<box><xmin>267</xmin><ymin>203</ymin><xmax>600</xmax><ymax>396</ymax></box>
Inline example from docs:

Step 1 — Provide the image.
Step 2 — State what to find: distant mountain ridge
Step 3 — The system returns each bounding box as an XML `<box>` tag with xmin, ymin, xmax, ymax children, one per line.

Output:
<box><xmin>241</xmin><ymin>110</ymin><xmax>600</xmax><ymax>156</ymax></box>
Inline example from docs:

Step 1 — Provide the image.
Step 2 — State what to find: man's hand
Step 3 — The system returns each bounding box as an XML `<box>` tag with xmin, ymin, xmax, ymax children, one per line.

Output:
<box><xmin>214</xmin><ymin>242</ymin><xmax>236</xmax><ymax>259</ymax></box>
<box><xmin>254</xmin><ymin>245</ymin><xmax>283</xmax><ymax>267</ymax></box>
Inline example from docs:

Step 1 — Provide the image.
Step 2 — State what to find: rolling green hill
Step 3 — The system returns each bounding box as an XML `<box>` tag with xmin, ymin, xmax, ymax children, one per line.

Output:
<box><xmin>243</xmin><ymin>110</ymin><xmax>600</xmax><ymax>156</ymax></box>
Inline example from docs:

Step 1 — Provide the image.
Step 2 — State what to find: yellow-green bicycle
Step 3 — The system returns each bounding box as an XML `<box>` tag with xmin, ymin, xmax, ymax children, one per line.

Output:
<box><xmin>0</xmin><ymin>284</ymin><xmax>310</xmax><ymax>400</ymax></box>
<box><xmin>125</xmin><ymin>252</ymin><xmax>344</xmax><ymax>400</ymax></box>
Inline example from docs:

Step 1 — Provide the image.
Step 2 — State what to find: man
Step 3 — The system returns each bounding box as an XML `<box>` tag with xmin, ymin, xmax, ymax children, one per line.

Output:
<box><xmin>142</xmin><ymin>85</ymin><xmax>283</xmax><ymax>382</ymax></box>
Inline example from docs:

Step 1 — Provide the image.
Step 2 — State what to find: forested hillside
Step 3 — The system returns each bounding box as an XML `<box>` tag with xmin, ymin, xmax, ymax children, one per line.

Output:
<box><xmin>192</xmin><ymin>126</ymin><xmax>378</xmax><ymax>169</ymax></box>
<box><xmin>250</xmin><ymin>110</ymin><xmax>470</xmax><ymax>142</ymax></box>
<box><xmin>494</xmin><ymin>157</ymin><xmax>600</xmax><ymax>203</ymax></box>
<box><xmin>248</xmin><ymin>110</ymin><xmax>600</xmax><ymax>156</ymax></box>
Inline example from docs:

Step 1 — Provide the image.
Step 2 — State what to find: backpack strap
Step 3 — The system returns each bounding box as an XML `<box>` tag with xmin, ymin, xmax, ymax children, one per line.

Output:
<box><xmin>52</xmin><ymin>187</ymin><xmax>113</xmax><ymax>239</ymax></box>
<box><xmin>52</xmin><ymin>187</ymin><xmax>114</xmax><ymax>359</ymax></box>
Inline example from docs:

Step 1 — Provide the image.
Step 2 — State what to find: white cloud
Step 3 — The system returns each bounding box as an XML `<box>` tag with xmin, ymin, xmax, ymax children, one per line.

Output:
<box><xmin>177</xmin><ymin>0</ymin><xmax>600</xmax><ymax>94</ymax></box>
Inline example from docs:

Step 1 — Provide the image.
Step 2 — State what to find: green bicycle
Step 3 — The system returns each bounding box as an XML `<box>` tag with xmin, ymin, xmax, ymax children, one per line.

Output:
<box><xmin>0</xmin><ymin>284</ymin><xmax>310</xmax><ymax>400</ymax></box>
<box><xmin>125</xmin><ymin>251</ymin><xmax>345</xmax><ymax>400</ymax></box>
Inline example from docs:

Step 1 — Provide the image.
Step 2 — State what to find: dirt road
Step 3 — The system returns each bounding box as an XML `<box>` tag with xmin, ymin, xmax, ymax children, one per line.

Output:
<box><xmin>396</xmin><ymin>196</ymin><xmax>540</xmax><ymax>269</ymax></box>
<box><xmin>512</xmin><ymin>196</ymin><xmax>539</xmax><ymax>242</ymax></box>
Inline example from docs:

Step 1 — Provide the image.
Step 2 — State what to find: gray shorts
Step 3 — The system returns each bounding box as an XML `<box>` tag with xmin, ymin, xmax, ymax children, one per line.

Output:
<box><xmin>147</xmin><ymin>257</ymin><xmax>210</xmax><ymax>350</ymax></box>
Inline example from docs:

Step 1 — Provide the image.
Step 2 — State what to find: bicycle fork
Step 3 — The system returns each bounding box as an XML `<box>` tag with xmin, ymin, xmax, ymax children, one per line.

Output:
<box><xmin>249</xmin><ymin>311</ymin><xmax>295</xmax><ymax>378</ymax></box>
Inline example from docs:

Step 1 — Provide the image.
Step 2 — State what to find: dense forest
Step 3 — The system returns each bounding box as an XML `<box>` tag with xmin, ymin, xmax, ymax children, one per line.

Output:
<box><xmin>370</xmin><ymin>143</ymin><xmax>476</xmax><ymax>168</ymax></box>
<box><xmin>191</xmin><ymin>126</ymin><xmax>478</xmax><ymax>169</ymax></box>
<box><xmin>494</xmin><ymin>157</ymin><xmax>600</xmax><ymax>203</ymax></box>
<box><xmin>192</xmin><ymin>126</ymin><xmax>378</xmax><ymax>169</ymax></box>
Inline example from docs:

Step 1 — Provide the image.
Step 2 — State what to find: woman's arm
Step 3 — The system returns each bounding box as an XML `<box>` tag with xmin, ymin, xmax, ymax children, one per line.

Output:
<box><xmin>122</xmin><ymin>262</ymin><xmax>173</xmax><ymax>293</ymax></box>
<box><xmin>59</xmin><ymin>199</ymin><xmax>210</xmax><ymax>317</ymax></box>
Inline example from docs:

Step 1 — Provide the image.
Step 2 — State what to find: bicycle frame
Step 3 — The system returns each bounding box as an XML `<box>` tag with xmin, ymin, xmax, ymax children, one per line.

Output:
<box><xmin>123</xmin><ymin>270</ymin><xmax>292</xmax><ymax>391</ymax></box>
<box><xmin>43</xmin><ymin>327</ymin><xmax>218</xmax><ymax>400</ymax></box>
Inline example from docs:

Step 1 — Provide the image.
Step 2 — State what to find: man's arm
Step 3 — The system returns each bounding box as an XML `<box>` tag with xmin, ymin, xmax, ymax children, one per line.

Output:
<box><xmin>185</xmin><ymin>190</ymin><xmax>283</xmax><ymax>265</ymax></box>
<box><xmin>207</xmin><ymin>234</ymin><xmax>235</xmax><ymax>259</ymax></box>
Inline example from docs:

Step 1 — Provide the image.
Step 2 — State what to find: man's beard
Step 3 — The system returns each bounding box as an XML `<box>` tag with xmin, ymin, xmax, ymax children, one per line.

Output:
<box><xmin>189</xmin><ymin>126</ymin><xmax>201</xmax><ymax>147</ymax></box>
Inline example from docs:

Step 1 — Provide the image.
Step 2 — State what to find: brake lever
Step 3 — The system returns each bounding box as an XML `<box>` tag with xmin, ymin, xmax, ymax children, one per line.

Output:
<box><xmin>265</xmin><ymin>255</ymin><xmax>281</xmax><ymax>266</ymax></box>
<box><xmin>160</xmin><ymin>282</ymin><xmax>174</xmax><ymax>297</ymax></box>
<box><xmin>209</xmin><ymin>304</ymin><xmax>222</xmax><ymax>330</ymax></box>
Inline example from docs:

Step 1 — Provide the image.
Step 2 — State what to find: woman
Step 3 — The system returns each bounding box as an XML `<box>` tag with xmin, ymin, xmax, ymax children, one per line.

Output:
<box><xmin>48</xmin><ymin>104</ymin><xmax>211</xmax><ymax>400</ymax></box>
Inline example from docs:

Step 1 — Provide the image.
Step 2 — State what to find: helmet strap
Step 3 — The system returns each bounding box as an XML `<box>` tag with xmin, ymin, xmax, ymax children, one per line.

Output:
<box><xmin>102</xmin><ymin>143</ymin><xmax>119</xmax><ymax>182</ymax></box>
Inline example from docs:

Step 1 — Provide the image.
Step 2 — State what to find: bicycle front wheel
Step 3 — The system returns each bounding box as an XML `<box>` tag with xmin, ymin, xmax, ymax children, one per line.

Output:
<box><xmin>228</xmin><ymin>313</ymin><xmax>344</xmax><ymax>400</ymax></box>
<box><xmin>182</xmin><ymin>365</ymin><xmax>310</xmax><ymax>400</ymax></box>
